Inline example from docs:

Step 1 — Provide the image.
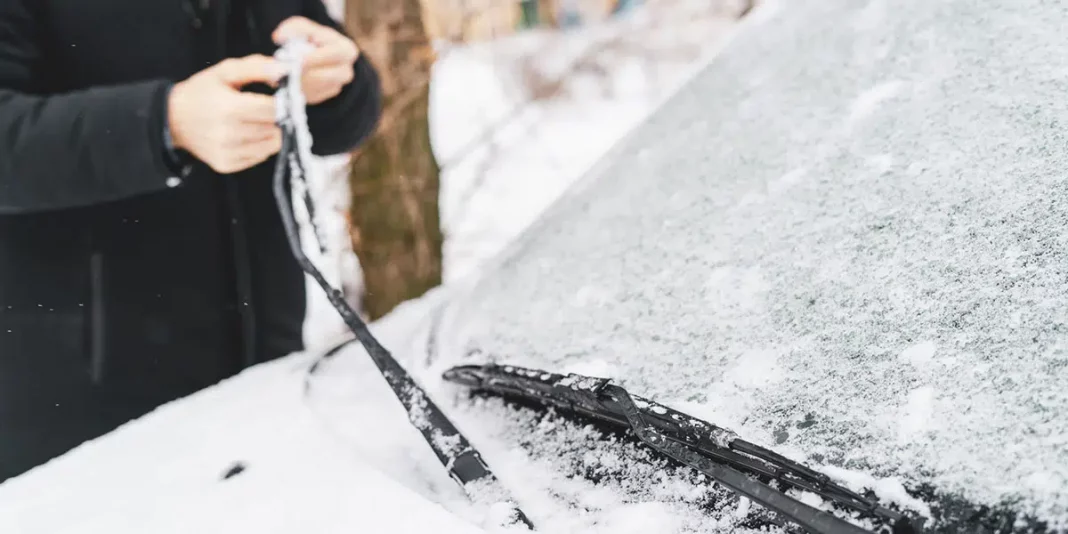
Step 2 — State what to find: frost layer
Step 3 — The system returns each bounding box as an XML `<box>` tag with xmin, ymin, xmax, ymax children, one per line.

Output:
<box><xmin>438</xmin><ymin>0</ymin><xmax>1068</xmax><ymax>528</ymax></box>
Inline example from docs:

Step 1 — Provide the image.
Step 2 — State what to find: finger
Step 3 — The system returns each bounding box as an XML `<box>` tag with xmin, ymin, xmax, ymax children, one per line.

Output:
<box><xmin>223</xmin><ymin>124</ymin><xmax>281</xmax><ymax>147</ymax></box>
<box><xmin>273</xmin><ymin>16</ymin><xmax>340</xmax><ymax>47</ymax></box>
<box><xmin>229</xmin><ymin>93</ymin><xmax>278</xmax><ymax>124</ymax></box>
<box><xmin>214</xmin><ymin>55</ymin><xmax>286</xmax><ymax>88</ymax></box>
<box><xmin>302</xmin><ymin>41</ymin><xmax>359</xmax><ymax>69</ymax></box>
<box><xmin>305</xmin><ymin>65</ymin><xmax>354</xmax><ymax>87</ymax></box>
<box><xmin>227</xmin><ymin>132</ymin><xmax>283</xmax><ymax>172</ymax></box>
<box><xmin>240</xmin><ymin>130</ymin><xmax>284</xmax><ymax>163</ymax></box>
<box><xmin>242</xmin><ymin>125</ymin><xmax>282</xmax><ymax>144</ymax></box>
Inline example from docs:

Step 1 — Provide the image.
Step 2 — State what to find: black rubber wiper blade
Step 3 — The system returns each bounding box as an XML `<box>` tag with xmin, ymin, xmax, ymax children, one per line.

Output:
<box><xmin>443</xmin><ymin>363</ymin><xmax>925</xmax><ymax>534</ymax></box>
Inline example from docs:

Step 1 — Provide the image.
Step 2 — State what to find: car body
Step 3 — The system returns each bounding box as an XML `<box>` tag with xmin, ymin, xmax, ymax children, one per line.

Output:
<box><xmin>1</xmin><ymin>0</ymin><xmax>1065</xmax><ymax>532</ymax></box>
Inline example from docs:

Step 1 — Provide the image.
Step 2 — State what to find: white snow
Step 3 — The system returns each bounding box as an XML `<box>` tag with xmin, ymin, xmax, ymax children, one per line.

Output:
<box><xmin>724</xmin><ymin>349</ymin><xmax>783</xmax><ymax>389</ymax></box>
<box><xmin>562</xmin><ymin>358</ymin><xmax>616</xmax><ymax>377</ymax></box>
<box><xmin>0</xmin><ymin>353</ymin><xmax>484</xmax><ymax>534</ymax></box>
<box><xmin>819</xmin><ymin>465</ymin><xmax>932</xmax><ymax>519</ymax></box>
<box><xmin>898</xmin><ymin>340</ymin><xmax>936</xmax><ymax>366</ymax></box>
<box><xmin>767</xmin><ymin>167</ymin><xmax>808</xmax><ymax>196</ymax></box>
<box><xmin>896</xmin><ymin>386</ymin><xmax>935</xmax><ymax>443</ymax></box>
<box><xmin>734</xmin><ymin>497</ymin><xmax>751</xmax><ymax>519</ymax></box>
<box><xmin>847</xmin><ymin>80</ymin><xmax>904</xmax><ymax>124</ymax></box>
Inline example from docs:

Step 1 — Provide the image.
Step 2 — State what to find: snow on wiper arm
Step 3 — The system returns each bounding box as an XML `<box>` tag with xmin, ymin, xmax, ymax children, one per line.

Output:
<box><xmin>443</xmin><ymin>363</ymin><xmax>926</xmax><ymax>534</ymax></box>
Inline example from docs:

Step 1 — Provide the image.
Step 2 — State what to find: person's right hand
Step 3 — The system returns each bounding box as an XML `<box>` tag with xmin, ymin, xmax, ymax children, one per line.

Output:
<box><xmin>167</xmin><ymin>55</ymin><xmax>287</xmax><ymax>174</ymax></box>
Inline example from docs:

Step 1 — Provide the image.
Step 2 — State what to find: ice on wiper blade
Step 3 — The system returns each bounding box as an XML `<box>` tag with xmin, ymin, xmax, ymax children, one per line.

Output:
<box><xmin>443</xmin><ymin>363</ymin><xmax>927</xmax><ymax>534</ymax></box>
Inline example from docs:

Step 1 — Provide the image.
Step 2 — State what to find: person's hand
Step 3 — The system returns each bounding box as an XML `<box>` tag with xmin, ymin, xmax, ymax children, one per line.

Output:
<box><xmin>167</xmin><ymin>55</ymin><xmax>286</xmax><ymax>174</ymax></box>
<box><xmin>272</xmin><ymin>16</ymin><xmax>360</xmax><ymax>105</ymax></box>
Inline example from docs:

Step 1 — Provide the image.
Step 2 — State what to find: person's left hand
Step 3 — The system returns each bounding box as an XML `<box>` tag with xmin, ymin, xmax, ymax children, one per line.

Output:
<box><xmin>272</xmin><ymin>16</ymin><xmax>360</xmax><ymax>105</ymax></box>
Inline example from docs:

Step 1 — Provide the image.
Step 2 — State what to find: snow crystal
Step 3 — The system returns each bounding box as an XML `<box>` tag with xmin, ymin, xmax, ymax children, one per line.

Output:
<box><xmin>406</xmin><ymin>388</ymin><xmax>431</xmax><ymax>431</ymax></box>
<box><xmin>795</xmin><ymin>489</ymin><xmax>825</xmax><ymax>510</ymax></box>
<box><xmin>896</xmin><ymin>387</ymin><xmax>936</xmax><ymax>443</ymax></box>
<box><xmin>723</xmin><ymin>349</ymin><xmax>783</xmax><ymax>389</ymax></box>
<box><xmin>432</xmin><ymin>429</ymin><xmax>465</xmax><ymax>458</ymax></box>
<box><xmin>557</xmin><ymin>375</ymin><xmax>605</xmax><ymax>392</ymax></box>
<box><xmin>865</xmin><ymin>154</ymin><xmax>894</xmax><ymax>175</ymax></box>
<box><xmin>767</xmin><ymin>167</ymin><xmax>807</xmax><ymax>196</ymax></box>
<box><xmin>820</xmin><ymin>465</ymin><xmax>932</xmax><ymax>518</ymax></box>
<box><xmin>847</xmin><ymin>80</ymin><xmax>905</xmax><ymax>124</ymax></box>
<box><xmin>597</xmin><ymin>502</ymin><xmax>683</xmax><ymax>533</ymax></box>
<box><xmin>562</xmin><ymin>359</ymin><xmax>615</xmax><ymax>378</ymax></box>
<box><xmin>734</xmin><ymin>497</ymin><xmax>751</xmax><ymax>519</ymax></box>
<box><xmin>898</xmin><ymin>341</ymin><xmax>937</xmax><ymax>366</ymax></box>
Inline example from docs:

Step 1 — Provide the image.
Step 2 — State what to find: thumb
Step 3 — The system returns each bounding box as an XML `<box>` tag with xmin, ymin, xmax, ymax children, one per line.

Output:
<box><xmin>214</xmin><ymin>55</ymin><xmax>287</xmax><ymax>88</ymax></box>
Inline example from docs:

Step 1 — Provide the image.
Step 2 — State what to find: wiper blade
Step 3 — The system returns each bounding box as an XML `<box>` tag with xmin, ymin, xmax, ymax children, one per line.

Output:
<box><xmin>443</xmin><ymin>363</ymin><xmax>925</xmax><ymax>534</ymax></box>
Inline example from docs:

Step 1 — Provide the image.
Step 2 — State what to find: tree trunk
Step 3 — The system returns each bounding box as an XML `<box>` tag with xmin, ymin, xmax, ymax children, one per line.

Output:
<box><xmin>345</xmin><ymin>0</ymin><xmax>443</xmax><ymax>320</ymax></box>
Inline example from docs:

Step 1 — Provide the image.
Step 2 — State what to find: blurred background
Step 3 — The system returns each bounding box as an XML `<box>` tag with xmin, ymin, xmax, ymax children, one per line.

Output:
<box><xmin>305</xmin><ymin>0</ymin><xmax>755</xmax><ymax>344</ymax></box>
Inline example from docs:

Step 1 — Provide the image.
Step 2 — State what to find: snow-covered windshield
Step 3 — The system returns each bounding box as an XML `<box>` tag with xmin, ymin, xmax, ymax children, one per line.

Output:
<box><xmin>434</xmin><ymin>0</ymin><xmax>1068</xmax><ymax>529</ymax></box>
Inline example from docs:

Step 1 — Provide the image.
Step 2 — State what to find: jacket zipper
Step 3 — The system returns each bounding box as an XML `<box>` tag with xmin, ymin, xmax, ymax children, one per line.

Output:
<box><xmin>88</xmin><ymin>251</ymin><xmax>106</xmax><ymax>384</ymax></box>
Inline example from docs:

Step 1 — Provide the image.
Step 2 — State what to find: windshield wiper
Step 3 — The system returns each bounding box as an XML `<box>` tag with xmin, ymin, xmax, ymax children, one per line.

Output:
<box><xmin>443</xmin><ymin>363</ymin><xmax>926</xmax><ymax>534</ymax></box>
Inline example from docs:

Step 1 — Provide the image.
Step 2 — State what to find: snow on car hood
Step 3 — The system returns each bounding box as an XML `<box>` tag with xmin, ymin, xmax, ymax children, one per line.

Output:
<box><xmin>432</xmin><ymin>0</ymin><xmax>1068</xmax><ymax>529</ymax></box>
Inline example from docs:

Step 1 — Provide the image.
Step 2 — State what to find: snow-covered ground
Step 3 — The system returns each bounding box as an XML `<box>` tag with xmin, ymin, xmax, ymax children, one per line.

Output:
<box><xmin>0</xmin><ymin>3</ymin><xmax>750</xmax><ymax>533</ymax></box>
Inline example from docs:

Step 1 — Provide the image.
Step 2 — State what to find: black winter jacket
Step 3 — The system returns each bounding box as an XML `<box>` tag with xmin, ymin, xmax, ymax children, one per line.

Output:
<box><xmin>0</xmin><ymin>0</ymin><xmax>381</xmax><ymax>481</ymax></box>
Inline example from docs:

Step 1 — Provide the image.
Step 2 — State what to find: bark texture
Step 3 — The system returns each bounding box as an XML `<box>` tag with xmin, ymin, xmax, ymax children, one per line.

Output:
<box><xmin>345</xmin><ymin>0</ymin><xmax>443</xmax><ymax>320</ymax></box>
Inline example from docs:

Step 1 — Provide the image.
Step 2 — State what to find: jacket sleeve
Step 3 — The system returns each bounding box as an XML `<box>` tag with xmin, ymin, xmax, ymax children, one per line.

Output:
<box><xmin>0</xmin><ymin>0</ymin><xmax>183</xmax><ymax>215</ymax></box>
<box><xmin>300</xmin><ymin>0</ymin><xmax>383</xmax><ymax>156</ymax></box>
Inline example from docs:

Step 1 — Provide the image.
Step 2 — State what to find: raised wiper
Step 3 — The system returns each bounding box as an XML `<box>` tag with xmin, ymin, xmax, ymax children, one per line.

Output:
<box><xmin>443</xmin><ymin>363</ymin><xmax>926</xmax><ymax>534</ymax></box>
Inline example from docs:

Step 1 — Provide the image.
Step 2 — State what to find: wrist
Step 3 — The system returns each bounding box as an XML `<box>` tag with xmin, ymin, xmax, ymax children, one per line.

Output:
<box><xmin>163</xmin><ymin>82</ymin><xmax>194</xmax><ymax>176</ymax></box>
<box><xmin>166</xmin><ymin>81</ymin><xmax>187</xmax><ymax>152</ymax></box>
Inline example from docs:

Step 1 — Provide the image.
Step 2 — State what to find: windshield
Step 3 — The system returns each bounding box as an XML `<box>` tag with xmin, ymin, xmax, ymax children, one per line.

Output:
<box><xmin>435</xmin><ymin>0</ymin><xmax>1068</xmax><ymax>528</ymax></box>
